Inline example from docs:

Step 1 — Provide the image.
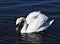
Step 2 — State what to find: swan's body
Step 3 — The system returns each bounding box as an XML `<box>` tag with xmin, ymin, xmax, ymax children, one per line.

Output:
<box><xmin>16</xmin><ymin>11</ymin><xmax>54</xmax><ymax>33</ymax></box>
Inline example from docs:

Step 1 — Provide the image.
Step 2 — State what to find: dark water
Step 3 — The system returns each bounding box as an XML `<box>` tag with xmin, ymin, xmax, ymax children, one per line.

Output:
<box><xmin>0</xmin><ymin>0</ymin><xmax>60</xmax><ymax>44</ymax></box>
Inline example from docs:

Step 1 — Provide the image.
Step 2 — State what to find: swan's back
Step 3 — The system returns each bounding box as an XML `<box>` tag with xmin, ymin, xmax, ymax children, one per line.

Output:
<box><xmin>26</xmin><ymin>11</ymin><xmax>48</xmax><ymax>24</ymax></box>
<box><xmin>26</xmin><ymin>11</ymin><xmax>49</xmax><ymax>33</ymax></box>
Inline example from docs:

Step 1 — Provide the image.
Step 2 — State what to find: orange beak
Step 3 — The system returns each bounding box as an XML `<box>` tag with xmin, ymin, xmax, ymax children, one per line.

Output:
<box><xmin>16</xmin><ymin>26</ymin><xmax>19</xmax><ymax>31</ymax></box>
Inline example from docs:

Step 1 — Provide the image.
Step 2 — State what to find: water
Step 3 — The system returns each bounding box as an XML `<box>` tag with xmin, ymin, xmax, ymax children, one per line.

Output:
<box><xmin>0</xmin><ymin>0</ymin><xmax>60</xmax><ymax>44</ymax></box>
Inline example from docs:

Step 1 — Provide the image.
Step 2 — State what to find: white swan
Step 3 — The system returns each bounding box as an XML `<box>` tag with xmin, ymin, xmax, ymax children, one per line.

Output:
<box><xmin>16</xmin><ymin>11</ymin><xmax>54</xmax><ymax>33</ymax></box>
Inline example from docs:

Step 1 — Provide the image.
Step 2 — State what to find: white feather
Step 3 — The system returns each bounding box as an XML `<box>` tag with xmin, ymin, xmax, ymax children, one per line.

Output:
<box><xmin>16</xmin><ymin>11</ymin><xmax>54</xmax><ymax>33</ymax></box>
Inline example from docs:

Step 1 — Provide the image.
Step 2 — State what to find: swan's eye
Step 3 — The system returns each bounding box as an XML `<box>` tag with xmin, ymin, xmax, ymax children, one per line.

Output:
<box><xmin>16</xmin><ymin>24</ymin><xmax>19</xmax><ymax>27</ymax></box>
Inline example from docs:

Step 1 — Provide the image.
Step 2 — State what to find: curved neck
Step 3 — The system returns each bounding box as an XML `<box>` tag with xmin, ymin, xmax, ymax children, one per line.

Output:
<box><xmin>19</xmin><ymin>17</ymin><xmax>27</xmax><ymax>33</ymax></box>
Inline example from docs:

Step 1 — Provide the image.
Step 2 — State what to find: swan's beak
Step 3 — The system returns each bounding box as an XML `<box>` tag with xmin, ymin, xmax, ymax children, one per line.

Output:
<box><xmin>16</xmin><ymin>24</ymin><xmax>19</xmax><ymax>31</ymax></box>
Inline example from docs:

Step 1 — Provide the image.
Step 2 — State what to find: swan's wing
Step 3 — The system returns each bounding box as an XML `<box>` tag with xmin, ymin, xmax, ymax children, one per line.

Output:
<box><xmin>26</xmin><ymin>11</ymin><xmax>45</xmax><ymax>24</ymax></box>
<box><xmin>26</xmin><ymin>11</ymin><xmax>40</xmax><ymax>24</ymax></box>
<box><xmin>36</xmin><ymin>19</ymin><xmax>54</xmax><ymax>32</ymax></box>
<box><xmin>26</xmin><ymin>14</ymin><xmax>48</xmax><ymax>33</ymax></box>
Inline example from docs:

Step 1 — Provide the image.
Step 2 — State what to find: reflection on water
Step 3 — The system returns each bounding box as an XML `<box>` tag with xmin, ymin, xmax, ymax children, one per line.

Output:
<box><xmin>0</xmin><ymin>16</ymin><xmax>60</xmax><ymax>44</ymax></box>
<box><xmin>16</xmin><ymin>32</ymin><xmax>45</xmax><ymax>44</ymax></box>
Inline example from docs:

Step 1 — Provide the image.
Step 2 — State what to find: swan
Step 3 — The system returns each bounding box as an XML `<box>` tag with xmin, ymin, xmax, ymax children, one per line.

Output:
<box><xmin>16</xmin><ymin>11</ymin><xmax>54</xmax><ymax>33</ymax></box>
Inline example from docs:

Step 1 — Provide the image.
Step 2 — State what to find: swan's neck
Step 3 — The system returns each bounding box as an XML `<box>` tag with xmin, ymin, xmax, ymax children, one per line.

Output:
<box><xmin>21</xmin><ymin>18</ymin><xmax>27</xmax><ymax>33</ymax></box>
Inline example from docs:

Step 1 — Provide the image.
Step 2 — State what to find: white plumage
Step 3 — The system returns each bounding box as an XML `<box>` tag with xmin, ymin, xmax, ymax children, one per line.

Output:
<box><xmin>16</xmin><ymin>11</ymin><xmax>54</xmax><ymax>33</ymax></box>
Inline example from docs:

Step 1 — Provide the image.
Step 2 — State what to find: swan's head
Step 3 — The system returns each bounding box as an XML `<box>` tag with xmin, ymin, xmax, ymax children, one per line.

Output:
<box><xmin>16</xmin><ymin>17</ymin><xmax>26</xmax><ymax>31</ymax></box>
<box><xmin>26</xmin><ymin>11</ymin><xmax>41</xmax><ymax>24</ymax></box>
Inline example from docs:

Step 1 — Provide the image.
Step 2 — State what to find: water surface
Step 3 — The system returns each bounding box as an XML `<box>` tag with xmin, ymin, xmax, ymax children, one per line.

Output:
<box><xmin>0</xmin><ymin>0</ymin><xmax>60</xmax><ymax>44</ymax></box>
